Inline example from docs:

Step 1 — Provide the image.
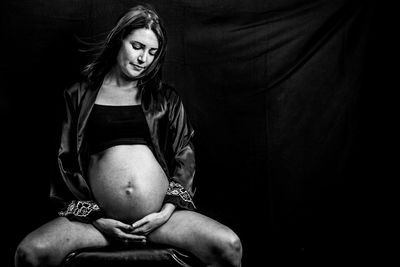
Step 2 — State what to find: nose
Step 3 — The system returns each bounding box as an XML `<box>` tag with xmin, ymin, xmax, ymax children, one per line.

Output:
<box><xmin>138</xmin><ymin>52</ymin><xmax>147</xmax><ymax>64</ymax></box>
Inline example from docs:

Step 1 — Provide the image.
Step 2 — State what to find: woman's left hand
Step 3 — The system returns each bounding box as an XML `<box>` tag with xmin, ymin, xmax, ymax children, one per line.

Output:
<box><xmin>130</xmin><ymin>203</ymin><xmax>176</xmax><ymax>235</ymax></box>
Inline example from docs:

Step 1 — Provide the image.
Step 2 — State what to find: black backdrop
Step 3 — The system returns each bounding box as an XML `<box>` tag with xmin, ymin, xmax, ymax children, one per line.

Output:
<box><xmin>0</xmin><ymin>0</ymin><xmax>387</xmax><ymax>266</ymax></box>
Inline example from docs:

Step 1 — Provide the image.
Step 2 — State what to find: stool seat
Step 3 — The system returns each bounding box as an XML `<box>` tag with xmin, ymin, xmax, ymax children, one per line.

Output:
<box><xmin>61</xmin><ymin>243</ymin><xmax>205</xmax><ymax>267</ymax></box>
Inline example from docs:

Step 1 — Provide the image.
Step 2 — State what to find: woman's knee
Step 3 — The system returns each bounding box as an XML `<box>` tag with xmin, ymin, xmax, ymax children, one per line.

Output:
<box><xmin>15</xmin><ymin>238</ymin><xmax>57</xmax><ymax>267</ymax></box>
<box><xmin>213</xmin><ymin>229</ymin><xmax>242</xmax><ymax>267</ymax></box>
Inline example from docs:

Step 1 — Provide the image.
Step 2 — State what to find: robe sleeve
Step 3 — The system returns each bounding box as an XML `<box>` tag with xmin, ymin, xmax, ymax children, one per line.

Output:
<box><xmin>163</xmin><ymin>90</ymin><xmax>196</xmax><ymax>210</ymax></box>
<box><xmin>51</xmin><ymin>83</ymin><xmax>104</xmax><ymax>223</ymax></box>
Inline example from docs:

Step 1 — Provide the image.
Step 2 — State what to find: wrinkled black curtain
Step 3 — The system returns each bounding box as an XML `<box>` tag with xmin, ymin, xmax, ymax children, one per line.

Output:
<box><xmin>1</xmin><ymin>0</ymin><xmax>383</xmax><ymax>266</ymax></box>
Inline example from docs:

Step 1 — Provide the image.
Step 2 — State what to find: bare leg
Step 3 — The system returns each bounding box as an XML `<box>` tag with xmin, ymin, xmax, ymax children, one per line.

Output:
<box><xmin>15</xmin><ymin>217</ymin><xmax>110</xmax><ymax>267</ymax></box>
<box><xmin>148</xmin><ymin>210</ymin><xmax>242</xmax><ymax>267</ymax></box>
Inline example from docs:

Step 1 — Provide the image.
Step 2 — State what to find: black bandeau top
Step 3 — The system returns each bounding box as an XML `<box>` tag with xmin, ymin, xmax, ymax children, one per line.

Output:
<box><xmin>86</xmin><ymin>104</ymin><xmax>152</xmax><ymax>155</ymax></box>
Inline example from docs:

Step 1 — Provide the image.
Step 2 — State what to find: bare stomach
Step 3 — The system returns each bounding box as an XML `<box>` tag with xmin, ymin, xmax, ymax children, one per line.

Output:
<box><xmin>87</xmin><ymin>145</ymin><xmax>169</xmax><ymax>224</ymax></box>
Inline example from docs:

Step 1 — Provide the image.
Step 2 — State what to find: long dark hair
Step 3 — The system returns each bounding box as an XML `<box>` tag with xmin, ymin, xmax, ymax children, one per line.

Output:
<box><xmin>81</xmin><ymin>4</ymin><xmax>167</xmax><ymax>91</ymax></box>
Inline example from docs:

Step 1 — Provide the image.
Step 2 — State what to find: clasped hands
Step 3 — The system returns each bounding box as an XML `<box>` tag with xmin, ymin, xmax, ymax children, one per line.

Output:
<box><xmin>92</xmin><ymin>203</ymin><xmax>175</xmax><ymax>244</ymax></box>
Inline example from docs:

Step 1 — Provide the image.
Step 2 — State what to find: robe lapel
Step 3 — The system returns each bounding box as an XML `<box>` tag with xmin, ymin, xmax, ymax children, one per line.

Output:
<box><xmin>77</xmin><ymin>84</ymin><xmax>100</xmax><ymax>153</ymax></box>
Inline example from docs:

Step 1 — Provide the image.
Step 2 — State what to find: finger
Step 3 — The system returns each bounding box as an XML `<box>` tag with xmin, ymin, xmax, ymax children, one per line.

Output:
<box><xmin>117</xmin><ymin>228</ymin><xmax>146</xmax><ymax>239</ymax></box>
<box><xmin>115</xmin><ymin>221</ymin><xmax>134</xmax><ymax>232</ymax></box>
<box><xmin>130</xmin><ymin>224</ymin><xmax>149</xmax><ymax>234</ymax></box>
<box><xmin>119</xmin><ymin>232</ymin><xmax>147</xmax><ymax>242</ymax></box>
<box><xmin>131</xmin><ymin>218</ymin><xmax>148</xmax><ymax>229</ymax></box>
<box><xmin>121</xmin><ymin>238</ymin><xmax>147</xmax><ymax>245</ymax></box>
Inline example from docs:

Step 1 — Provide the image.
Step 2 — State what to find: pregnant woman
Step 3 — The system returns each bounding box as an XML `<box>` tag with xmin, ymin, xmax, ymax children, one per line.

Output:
<box><xmin>14</xmin><ymin>4</ymin><xmax>242</xmax><ymax>267</ymax></box>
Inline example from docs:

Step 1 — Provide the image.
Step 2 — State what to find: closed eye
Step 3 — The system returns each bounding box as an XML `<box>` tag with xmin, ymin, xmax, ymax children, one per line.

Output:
<box><xmin>149</xmin><ymin>49</ymin><xmax>158</xmax><ymax>56</ymax></box>
<box><xmin>131</xmin><ymin>41</ymin><xmax>158</xmax><ymax>56</ymax></box>
<box><xmin>131</xmin><ymin>42</ymin><xmax>142</xmax><ymax>50</ymax></box>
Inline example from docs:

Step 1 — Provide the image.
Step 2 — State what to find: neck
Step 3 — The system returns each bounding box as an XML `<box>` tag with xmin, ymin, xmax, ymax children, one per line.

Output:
<box><xmin>104</xmin><ymin>66</ymin><xmax>139</xmax><ymax>90</ymax></box>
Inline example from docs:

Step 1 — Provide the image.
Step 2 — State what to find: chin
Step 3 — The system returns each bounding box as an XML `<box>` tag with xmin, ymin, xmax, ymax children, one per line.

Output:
<box><xmin>122</xmin><ymin>71</ymin><xmax>141</xmax><ymax>80</ymax></box>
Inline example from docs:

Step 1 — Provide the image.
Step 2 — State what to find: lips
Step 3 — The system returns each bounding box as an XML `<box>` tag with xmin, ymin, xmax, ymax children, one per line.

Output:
<box><xmin>131</xmin><ymin>63</ymin><xmax>145</xmax><ymax>71</ymax></box>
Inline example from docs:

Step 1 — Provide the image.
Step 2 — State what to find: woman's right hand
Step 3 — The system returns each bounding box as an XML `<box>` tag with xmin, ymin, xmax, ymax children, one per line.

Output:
<box><xmin>92</xmin><ymin>218</ymin><xmax>147</xmax><ymax>243</ymax></box>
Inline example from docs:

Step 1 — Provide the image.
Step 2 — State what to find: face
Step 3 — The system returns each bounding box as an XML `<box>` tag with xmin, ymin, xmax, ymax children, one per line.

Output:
<box><xmin>116</xmin><ymin>28</ymin><xmax>159</xmax><ymax>79</ymax></box>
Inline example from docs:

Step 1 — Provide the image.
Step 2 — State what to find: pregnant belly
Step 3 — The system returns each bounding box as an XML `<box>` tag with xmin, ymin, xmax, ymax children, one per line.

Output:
<box><xmin>87</xmin><ymin>145</ymin><xmax>169</xmax><ymax>224</ymax></box>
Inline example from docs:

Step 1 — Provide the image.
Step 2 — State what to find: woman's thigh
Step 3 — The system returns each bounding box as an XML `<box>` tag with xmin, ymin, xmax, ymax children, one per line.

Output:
<box><xmin>16</xmin><ymin>217</ymin><xmax>110</xmax><ymax>266</ymax></box>
<box><xmin>147</xmin><ymin>210</ymin><xmax>242</xmax><ymax>265</ymax></box>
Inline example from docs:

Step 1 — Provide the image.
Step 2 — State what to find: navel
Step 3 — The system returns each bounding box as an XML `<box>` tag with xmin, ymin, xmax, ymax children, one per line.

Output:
<box><xmin>125</xmin><ymin>181</ymin><xmax>134</xmax><ymax>196</ymax></box>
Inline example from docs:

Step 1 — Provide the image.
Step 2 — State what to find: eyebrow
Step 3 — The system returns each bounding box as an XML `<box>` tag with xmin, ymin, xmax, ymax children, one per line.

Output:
<box><xmin>131</xmin><ymin>41</ymin><xmax>158</xmax><ymax>50</ymax></box>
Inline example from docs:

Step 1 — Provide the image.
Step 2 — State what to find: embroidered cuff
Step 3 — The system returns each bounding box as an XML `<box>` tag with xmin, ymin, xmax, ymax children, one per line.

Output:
<box><xmin>164</xmin><ymin>181</ymin><xmax>196</xmax><ymax>210</ymax></box>
<box><xmin>58</xmin><ymin>200</ymin><xmax>104</xmax><ymax>223</ymax></box>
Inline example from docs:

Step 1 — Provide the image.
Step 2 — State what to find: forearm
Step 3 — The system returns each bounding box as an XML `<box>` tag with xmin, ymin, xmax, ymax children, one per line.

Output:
<box><xmin>159</xmin><ymin>202</ymin><xmax>176</xmax><ymax>221</ymax></box>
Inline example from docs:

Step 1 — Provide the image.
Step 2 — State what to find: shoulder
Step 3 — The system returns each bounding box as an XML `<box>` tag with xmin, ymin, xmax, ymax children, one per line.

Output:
<box><xmin>64</xmin><ymin>80</ymin><xmax>91</xmax><ymax>104</ymax></box>
<box><xmin>159</xmin><ymin>82</ymin><xmax>182</xmax><ymax>104</ymax></box>
<box><xmin>64</xmin><ymin>81</ymin><xmax>89</xmax><ymax>95</ymax></box>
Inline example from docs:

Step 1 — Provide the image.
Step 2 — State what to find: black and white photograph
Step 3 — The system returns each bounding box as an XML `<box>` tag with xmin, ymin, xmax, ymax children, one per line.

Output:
<box><xmin>1</xmin><ymin>0</ymin><xmax>386</xmax><ymax>266</ymax></box>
